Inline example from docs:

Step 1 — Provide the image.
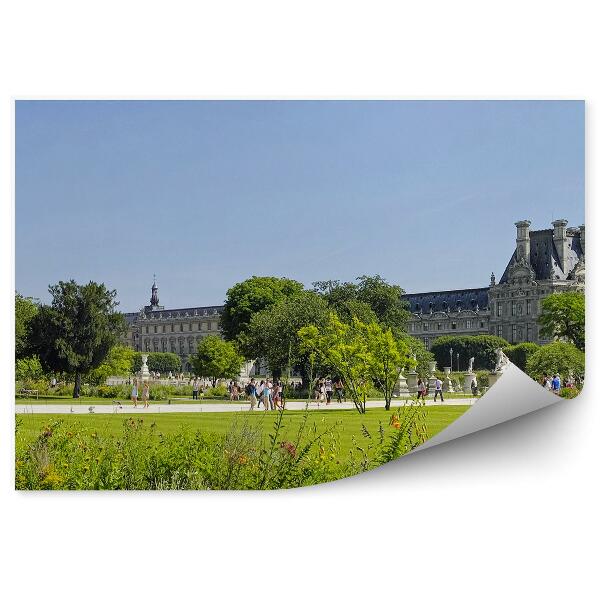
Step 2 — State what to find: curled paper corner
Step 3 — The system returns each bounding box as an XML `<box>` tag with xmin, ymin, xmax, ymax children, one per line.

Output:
<box><xmin>412</xmin><ymin>363</ymin><xmax>564</xmax><ymax>453</ymax></box>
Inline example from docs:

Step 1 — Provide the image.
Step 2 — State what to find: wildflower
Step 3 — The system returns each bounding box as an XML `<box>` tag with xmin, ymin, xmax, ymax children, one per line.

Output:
<box><xmin>279</xmin><ymin>441</ymin><xmax>297</xmax><ymax>458</ymax></box>
<box><xmin>237</xmin><ymin>454</ymin><xmax>248</xmax><ymax>465</ymax></box>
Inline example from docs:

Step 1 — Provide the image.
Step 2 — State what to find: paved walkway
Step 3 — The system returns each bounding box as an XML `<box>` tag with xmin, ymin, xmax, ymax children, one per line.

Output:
<box><xmin>15</xmin><ymin>397</ymin><xmax>476</xmax><ymax>414</ymax></box>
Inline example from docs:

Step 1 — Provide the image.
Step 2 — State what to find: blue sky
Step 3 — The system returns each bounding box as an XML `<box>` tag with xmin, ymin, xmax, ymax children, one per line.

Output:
<box><xmin>16</xmin><ymin>100</ymin><xmax>584</xmax><ymax>312</ymax></box>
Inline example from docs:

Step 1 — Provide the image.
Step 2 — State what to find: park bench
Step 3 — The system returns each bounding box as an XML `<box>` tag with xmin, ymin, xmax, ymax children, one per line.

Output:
<box><xmin>17</xmin><ymin>389</ymin><xmax>39</xmax><ymax>400</ymax></box>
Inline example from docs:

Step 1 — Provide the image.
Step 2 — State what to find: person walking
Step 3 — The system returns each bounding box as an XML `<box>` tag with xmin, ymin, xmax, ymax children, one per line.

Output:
<box><xmin>256</xmin><ymin>380</ymin><xmax>265</xmax><ymax>408</ymax></box>
<box><xmin>551</xmin><ymin>373</ymin><xmax>561</xmax><ymax>394</ymax></box>
<box><xmin>334</xmin><ymin>378</ymin><xmax>344</xmax><ymax>402</ymax></box>
<box><xmin>470</xmin><ymin>378</ymin><xmax>478</xmax><ymax>397</ymax></box>
<box><xmin>142</xmin><ymin>381</ymin><xmax>150</xmax><ymax>408</ymax></box>
<box><xmin>262</xmin><ymin>383</ymin><xmax>271</xmax><ymax>411</ymax></box>
<box><xmin>245</xmin><ymin>378</ymin><xmax>257</xmax><ymax>410</ymax></box>
<box><xmin>192</xmin><ymin>378</ymin><xmax>199</xmax><ymax>400</ymax></box>
<box><xmin>325</xmin><ymin>378</ymin><xmax>333</xmax><ymax>404</ymax></box>
<box><xmin>433</xmin><ymin>377</ymin><xmax>444</xmax><ymax>402</ymax></box>
<box><xmin>417</xmin><ymin>378</ymin><xmax>426</xmax><ymax>400</ymax></box>
<box><xmin>131</xmin><ymin>378</ymin><xmax>139</xmax><ymax>407</ymax></box>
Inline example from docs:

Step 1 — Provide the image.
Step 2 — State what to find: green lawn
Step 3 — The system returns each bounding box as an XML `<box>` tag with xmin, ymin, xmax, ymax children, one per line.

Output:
<box><xmin>15</xmin><ymin>405</ymin><xmax>468</xmax><ymax>454</ymax></box>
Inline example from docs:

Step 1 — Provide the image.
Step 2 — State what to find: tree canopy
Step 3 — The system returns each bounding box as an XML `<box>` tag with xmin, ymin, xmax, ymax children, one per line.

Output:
<box><xmin>220</xmin><ymin>276</ymin><xmax>304</xmax><ymax>341</ymax></box>
<box><xmin>190</xmin><ymin>335</ymin><xmax>245</xmax><ymax>385</ymax></box>
<box><xmin>87</xmin><ymin>344</ymin><xmax>135</xmax><ymax>385</ymax></box>
<box><xmin>313</xmin><ymin>274</ymin><xmax>410</xmax><ymax>329</ymax></box>
<box><xmin>28</xmin><ymin>280</ymin><xmax>126</xmax><ymax>397</ymax></box>
<box><xmin>15</xmin><ymin>293</ymin><xmax>38</xmax><ymax>359</ymax></box>
<box><xmin>538</xmin><ymin>291</ymin><xmax>585</xmax><ymax>350</ymax></box>
<box><xmin>503</xmin><ymin>342</ymin><xmax>540</xmax><ymax>372</ymax></box>
<box><xmin>526</xmin><ymin>341</ymin><xmax>585</xmax><ymax>383</ymax></box>
<box><xmin>132</xmin><ymin>351</ymin><xmax>181</xmax><ymax>374</ymax></box>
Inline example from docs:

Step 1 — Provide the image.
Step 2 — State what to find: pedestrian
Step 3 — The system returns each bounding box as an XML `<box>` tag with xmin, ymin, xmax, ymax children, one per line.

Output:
<box><xmin>245</xmin><ymin>378</ymin><xmax>257</xmax><ymax>410</ymax></box>
<box><xmin>256</xmin><ymin>380</ymin><xmax>265</xmax><ymax>408</ymax></box>
<box><xmin>142</xmin><ymin>381</ymin><xmax>150</xmax><ymax>408</ymax></box>
<box><xmin>433</xmin><ymin>377</ymin><xmax>444</xmax><ymax>402</ymax></box>
<box><xmin>551</xmin><ymin>373</ymin><xmax>561</xmax><ymax>394</ymax></box>
<box><xmin>470</xmin><ymin>378</ymin><xmax>478</xmax><ymax>397</ymax></box>
<box><xmin>325</xmin><ymin>377</ymin><xmax>333</xmax><ymax>404</ymax></box>
<box><xmin>262</xmin><ymin>382</ymin><xmax>271</xmax><ymax>411</ymax></box>
<box><xmin>334</xmin><ymin>378</ymin><xmax>344</xmax><ymax>402</ymax></box>
<box><xmin>417</xmin><ymin>378</ymin><xmax>426</xmax><ymax>400</ymax></box>
<box><xmin>192</xmin><ymin>377</ymin><xmax>199</xmax><ymax>400</ymax></box>
<box><xmin>131</xmin><ymin>378</ymin><xmax>139</xmax><ymax>407</ymax></box>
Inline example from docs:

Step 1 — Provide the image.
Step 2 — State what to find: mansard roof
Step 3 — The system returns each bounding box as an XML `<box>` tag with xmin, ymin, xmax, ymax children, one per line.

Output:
<box><xmin>499</xmin><ymin>228</ymin><xmax>584</xmax><ymax>283</ymax></box>
<box><xmin>402</xmin><ymin>287</ymin><xmax>489</xmax><ymax>314</ymax></box>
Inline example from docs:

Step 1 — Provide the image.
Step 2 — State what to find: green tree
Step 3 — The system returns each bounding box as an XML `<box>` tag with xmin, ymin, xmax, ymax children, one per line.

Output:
<box><xmin>87</xmin><ymin>344</ymin><xmax>135</xmax><ymax>385</ymax></box>
<box><xmin>28</xmin><ymin>280</ymin><xmax>126</xmax><ymax>398</ymax></box>
<box><xmin>393</xmin><ymin>331</ymin><xmax>434</xmax><ymax>378</ymax></box>
<box><xmin>361</xmin><ymin>320</ymin><xmax>414</xmax><ymax>410</ymax></box>
<box><xmin>430</xmin><ymin>335</ymin><xmax>508</xmax><ymax>371</ymax></box>
<box><xmin>132</xmin><ymin>352</ymin><xmax>181</xmax><ymax>374</ymax></box>
<box><xmin>313</xmin><ymin>274</ymin><xmax>410</xmax><ymax>329</ymax></box>
<box><xmin>220</xmin><ymin>276</ymin><xmax>304</xmax><ymax>341</ymax></box>
<box><xmin>15</xmin><ymin>356</ymin><xmax>44</xmax><ymax>383</ymax></box>
<box><xmin>240</xmin><ymin>291</ymin><xmax>331</xmax><ymax>381</ymax></box>
<box><xmin>191</xmin><ymin>335</ymin><xmax>245</xmax><ymax>386</ymax></box>
<box><xmin>15</xmin><ymin>293</ymin><xmax>38</xmax><ymax>359</ymax></box>
<box><xmin>503</xmin><ymin>342</ymin><xmax>541</xmax><ymax>371</ymax></box>
<box><xmin>526</xmin><ymin>341</ymin><xmax>585</xmax><ymax>384</ymax></box>
<box><xmin>538</xmin><ymin>291</ymin><xmax>585</xmax><ymax>350</ymax></box>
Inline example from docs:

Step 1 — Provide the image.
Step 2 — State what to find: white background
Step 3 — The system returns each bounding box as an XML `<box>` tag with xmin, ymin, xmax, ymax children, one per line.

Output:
<box><xmin>0</xmin><ymin>2</ymin><xmax>597</xmax><ymax>599</ymax></box>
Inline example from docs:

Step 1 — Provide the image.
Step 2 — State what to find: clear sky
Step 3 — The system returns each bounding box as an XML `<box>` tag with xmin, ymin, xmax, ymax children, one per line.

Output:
<box><xmin>16</xmin><ymin>100</ymin><xmax>584</xmax><ymax>312</ymax></box>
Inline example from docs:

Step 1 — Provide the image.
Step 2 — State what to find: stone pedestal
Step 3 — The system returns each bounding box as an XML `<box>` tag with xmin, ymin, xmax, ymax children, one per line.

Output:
<box><xmin>406</xmin><ymin>371</ymin><xmax>418</xmax><ymax>394</ymax></box>
<box><xmin>462</xmin><ymin>372</ymin><xmax>477</xmax><ymax>394</ymax></box>
<box><xmin>139</xmin><ymin>353</ymin><xmax>151</xmax><ymax>382</ymax></box>
<box><xmin>427</xmin><ymin>361</ymin><xmax>438</xmax><ymax>391</ymax></box>
<box><xmin>394</xmin><ymin>371</ymin><xmax>410</xmax><ymax>396</ymax></box>
<box><xmin>442</xmin><ymin>367</ymin><xmax>454</xmax><ymax>393</ymax></box>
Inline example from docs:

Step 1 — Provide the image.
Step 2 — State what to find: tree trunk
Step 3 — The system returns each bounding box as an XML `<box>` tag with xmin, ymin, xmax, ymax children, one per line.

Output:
<box><xmin>73</xmin><ymin>372</ymin><xmax>81</xmax><ymax>398</ymax></box>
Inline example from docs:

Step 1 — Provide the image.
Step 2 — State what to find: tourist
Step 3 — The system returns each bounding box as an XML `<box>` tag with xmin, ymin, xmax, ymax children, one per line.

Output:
<box><xmin>334</xmin><ymin>378</ymin><xmax>344</xmax><ymax>402</ymax></box>
<box><xmin>271</xmin><ymin>380</ymin><xmax>281</xmax><ymax>410</ymax></box>
<box><xmin>262</xmin><ymin>383</ymin><xmax>271</xmax><ymax>411</ymax></box>
<box><xmin>433</xmin><ymin>377</ymin><xmax>444</xmax><ymax>402</ymax></box>
<box><xmin>256</xmin><ymin>380</ymin><xmax>265</xmax><ymax>408</ymax></box>
<box><xmin>416</xmin><ymin>378</ymin><xmax>426</xmax><ymax>400</ymax></box>
<box><xmin>131</xmin><ymin>378</ymin><xmax>139</xmax><ymax>407</ymax></box>
<box><xmin>142</xmin><ymin>381</ymin><xmax>150</xmax><ymax>408</ymax></box>
<box><xmin>551</xmin><ymin>374</ymin><xmax>561</xmax><ymax>394</ymax></box>
<box><xmin>246</xmin><ymin>378</ymin><xmax>257</xmax><ymax>410</ymax></box>
<box><xmin>231</xmin><ymin>382</ymin><xmax>240</xmax><ymax>402</ymax></box>
<box><xmin>192</xmin><ymin>378</ymin><xmax>199</xmax><ymax>400</ymax></box>
<box><xmin>325</xmin><ymin>377</ymin><xmax>333</xmax><ymax>404</ymax></box>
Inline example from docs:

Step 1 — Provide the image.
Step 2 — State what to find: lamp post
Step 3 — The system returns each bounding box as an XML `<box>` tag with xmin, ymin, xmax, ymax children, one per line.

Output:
<box><xmin>450</xmin><ymin>347</ymin><xmax>453</xmax><ymax>372</ymax></box>
<box><xmin>457</xmin><ymin>353</ymin><xmax>460</xmax><ymax>372</ymax></box>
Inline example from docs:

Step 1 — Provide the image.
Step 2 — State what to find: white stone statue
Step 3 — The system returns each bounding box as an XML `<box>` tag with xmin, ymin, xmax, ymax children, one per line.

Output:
<box><xmin>468</xmin><ymin>357</ymin><xmax>474</xmax><ymax>374</ymax></box>
<box><xmin>140</xmin><ymin>353</ymin><xmax>151</xmax><ymax>381</ymax></box>
<box><xmin>493</xmin><ymin>348</ymin><xmax>510</xmax><ymax>373</ymax></box>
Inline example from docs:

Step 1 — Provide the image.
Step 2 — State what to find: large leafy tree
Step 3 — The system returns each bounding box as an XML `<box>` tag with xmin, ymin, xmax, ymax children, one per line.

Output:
<box><xmin>538</xmin><ymin>291</ymin><xmax>585</xmax><ymax>350</ymax></box>
<box><xmin>526</xmin><ymin>341</ymin><xmax>585</xmax><ymax>384</ymax></box>
<box><xmin>393</xmin><ymin>331</ymin><xmax>434</xmax><ymax>378</ymax></box>
<box><xmin>313</xmin><ymin>274</ymin><xmax>410</xmax><ymax>329</ymax></box>
<box><xmin>15</xmin><ymin>293</ymin><xmax>38</xmax><ymax>359</ymax></box>
<box><xmin>240</xmin><ymin>290</ymin><xmax>331</xmax><ymax>381</ymax></box>
<box><xmin>190</xmin><ymin>335</ymin><xmax>245</xmax><ymax>386</ymax></box>
<box><xmin>29</xmin><ymin>280</ymin><xmax>126</xmax><ymax>397</ymax></box>
<box><xmin>503</xmin><ymin>342</ymin><xmax>540</xmax><ymax>372</ymax></box>
<box><xmin>220</xmin><ymin>276</ymin><xmax>304</xmax><ymax>341</ymax></box>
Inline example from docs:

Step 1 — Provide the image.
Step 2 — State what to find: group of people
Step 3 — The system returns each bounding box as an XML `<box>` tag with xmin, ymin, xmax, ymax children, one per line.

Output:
<box><xmin>312</xmin><ymin>378</ymin><xmax>344</xmax><ymax>404</ymax></box>
<box><xmin>130</xmin><ymin>378</ymin><xmax>150</xmax><ymax>408</ymax></box>
<box><xmin>540</xmin><ymin>373</ymin><xmax>569</xmax><ymax>394</ymax></box>
<box><xmin>244</xmin><ymin>379</ymin><xmax>285</xmax><ymax>410</ymax></box>
<box><xmin>416</xmin><ymin>377</ymin><xmax>445</xmax><ymax>402</ymax></box>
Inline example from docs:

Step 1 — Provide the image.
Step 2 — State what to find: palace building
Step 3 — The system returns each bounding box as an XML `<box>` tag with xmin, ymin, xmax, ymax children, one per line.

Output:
<box><xmin>122</xmin><ymin>219</ymin><xmax>585</xmax><ymax>372</ymax></box>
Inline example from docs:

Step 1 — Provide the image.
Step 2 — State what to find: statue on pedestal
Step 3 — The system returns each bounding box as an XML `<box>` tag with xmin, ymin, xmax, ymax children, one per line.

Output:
<box><xmin>493</xmin><ymin>348</ymin><xmax>510</xmax><ymax>373</ymax></box>
<box><xmin>468</xmin><ymin>357</ymin><xmax>474</xmax><ymax>374</ymax></box>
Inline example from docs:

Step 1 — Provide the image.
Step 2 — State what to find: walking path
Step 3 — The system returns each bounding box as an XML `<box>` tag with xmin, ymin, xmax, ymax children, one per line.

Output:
<box><xmin>15</xmin><ymin>397</ymin><xmax>476</xmax><ymax>414</ymax></box>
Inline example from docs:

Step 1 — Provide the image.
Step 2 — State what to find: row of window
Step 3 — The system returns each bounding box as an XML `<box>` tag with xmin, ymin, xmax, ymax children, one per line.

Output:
<box><xmin>143</xmin><ymin>321</ymin><xmax>218</xmax><ymax>334</ymax></box>
<box><xmin>494</xmin><ymin>299</ymin><xmax>535</xmax><ymax>317</ymax></box>
<box><xmin>493</xmin><ymin>323</ymin><xmax>535</xmax><ymax>342</ymax></box>
<box><xmin>410</xmin><ymin>319</ymin><xmax>486</xmax><ymax>333</ymax></box>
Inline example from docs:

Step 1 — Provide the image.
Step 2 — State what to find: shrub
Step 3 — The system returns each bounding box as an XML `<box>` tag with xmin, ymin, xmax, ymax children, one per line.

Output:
<box><xmin>504</xmin><ymin>342</ymin><xmax>541</xmax><ymax>371</ymax></box>
<box><xmin>132</xmin><ymin>352</ymin><xmax>181</xmax><ymax>374</ymax></box>
<box><xmin>526</xmin><ymin>341</ymin><xmax>585</xmax><ymax>383</ymax></box>
<box><xmin>559</xmin><ymin>387</ymin><xmax>580</xmax><ymax>399</ymax></box>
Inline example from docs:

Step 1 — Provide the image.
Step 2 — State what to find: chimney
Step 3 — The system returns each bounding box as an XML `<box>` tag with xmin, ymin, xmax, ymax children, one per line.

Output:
<box><xmin>580</xmin><ymin>225</ymin><xmax>585</xmax><ymax>254</ymax></box>
<box><xmin>515</xmin><ymin>220</ymin><xmax>531</xmax><ymax>263</ymax></box>
<box><xmin>552</xmin><ymin>219</ymin><xmax>569</xmax><ymax>271</ymax></box>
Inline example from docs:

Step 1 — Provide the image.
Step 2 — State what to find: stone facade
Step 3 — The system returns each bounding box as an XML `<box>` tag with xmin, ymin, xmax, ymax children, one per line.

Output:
<box><xmin>404</xmin><ymin>219</ymin><xmax>585</xmax><ymax>350</ymax></box>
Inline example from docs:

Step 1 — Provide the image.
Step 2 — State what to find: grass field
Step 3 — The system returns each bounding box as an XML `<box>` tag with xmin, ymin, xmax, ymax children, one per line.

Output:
<box><xmin>15</xmin><ymin>405</ymin><xmax>468</xmax><ymax>453</ymax></box>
